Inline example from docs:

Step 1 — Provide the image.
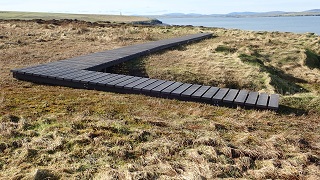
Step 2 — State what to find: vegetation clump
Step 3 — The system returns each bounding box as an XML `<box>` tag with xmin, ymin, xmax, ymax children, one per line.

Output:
<box><xmin>305</xmin><ymin>49</ymin><xmax>320</xmax><ymax>69</ymax></box>
<box><xmin>239</xmin><ymin>53</ymin><xmax>264</xmax><ymax>66</ymax></box>
<box><xmin>215</xmin><ymin>45</ymin><xmax>237</xmax><ymax>54</ymax></box>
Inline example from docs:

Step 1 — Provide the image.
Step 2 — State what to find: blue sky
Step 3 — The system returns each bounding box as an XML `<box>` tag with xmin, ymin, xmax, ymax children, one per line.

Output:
<box><xmin>1</xmin><ymin>0</ymin><xmax>319</xmax><ymax>15</ymax></box>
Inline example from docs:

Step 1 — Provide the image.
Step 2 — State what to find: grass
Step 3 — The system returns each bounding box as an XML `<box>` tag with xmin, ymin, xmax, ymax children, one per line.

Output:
<box><xmin>215</xmin><ymin>45</ymin><xmax>237</xmax><ymax>54</ymax></box>
<box><xmin>0</xmin><ymin>11</ymin><xmax>152</xmax><ymax>23</ymax></box>
<box><xmin>0</xmin><ymin>19</ymin><xmax>320</xmax><ymax>179</ymax></box>
<box><xmin>305</xmin><ymin>49</ymin><xmax>320</xmax><ymax>69</ymax></box>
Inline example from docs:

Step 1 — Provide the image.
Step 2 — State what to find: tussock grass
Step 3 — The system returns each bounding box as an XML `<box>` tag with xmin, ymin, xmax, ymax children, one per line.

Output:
<box><xmin>0</xmin><ymin>20</ymin><xmax>319</xmax><ymax>179</ymax></box>
<box><xmin>305</xmin><ymin>49</ymin><xmax>320</xmax><ymax>69</ymax></box>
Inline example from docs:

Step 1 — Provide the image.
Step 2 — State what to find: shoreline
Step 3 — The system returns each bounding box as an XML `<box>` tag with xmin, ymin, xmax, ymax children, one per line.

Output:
<box><xmin>158</xmin><ymin>16</ymin><xmax>320</xmax><ymax>35</ymax></box>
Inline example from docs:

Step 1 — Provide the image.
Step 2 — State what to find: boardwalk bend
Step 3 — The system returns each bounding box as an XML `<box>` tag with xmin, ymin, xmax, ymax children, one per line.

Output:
<box><xmin>11</xmin><ymin>33</ymin><xmax>279</xmax><ymax>110</ymax></box>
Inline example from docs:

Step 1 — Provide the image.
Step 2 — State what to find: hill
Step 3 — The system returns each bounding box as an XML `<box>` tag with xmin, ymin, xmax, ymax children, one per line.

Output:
<box><xmin>156</xmin><ymin>9</ymin><xmax>320</xmax><ymax>18</ymax></box>
<box><xmin>227</xmin><ymin>12</ymin><xmax>258</xmax><ymax>16</ymax></box>
<box><xmin>304</xmin><ymin>9</ymin><xmax>320</xmax><ymax>12</ymax></box>
<box><xmin>0</xmin><ymin>18</ymin><xmax>319</xmax><ymax>179</ymax></box>
<box><xmin>0</xmin><ymin>11</ymin><xmax>154</xmax><ymax>23</ymax></box>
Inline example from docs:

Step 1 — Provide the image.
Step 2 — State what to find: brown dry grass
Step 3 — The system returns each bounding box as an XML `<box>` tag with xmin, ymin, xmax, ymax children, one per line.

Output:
<box><xmin>0</xmin><ymin>20</ymin><xmax>319</xmax><ymax>179</ymax></box>
<box><xmin>143</xmin><ymin>30</ymin><xmax>320</xmax><ymax>92</ymax></box>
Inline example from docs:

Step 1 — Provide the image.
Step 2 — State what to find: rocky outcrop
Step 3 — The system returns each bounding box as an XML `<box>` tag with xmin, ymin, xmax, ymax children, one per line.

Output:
<box><xmin>131</xmin><ymin>19</ymin><xmax>163</xmax><ymax>25</ymax></box>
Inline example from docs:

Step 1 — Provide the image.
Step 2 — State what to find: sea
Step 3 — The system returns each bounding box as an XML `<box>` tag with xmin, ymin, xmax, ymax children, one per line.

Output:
<box><xmin>157</xmin><ymin>16</ymin><xmax>320</xmax><ymax>35</ymax></box>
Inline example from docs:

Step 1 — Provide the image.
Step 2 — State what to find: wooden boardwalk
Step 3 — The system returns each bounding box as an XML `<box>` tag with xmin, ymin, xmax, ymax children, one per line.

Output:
<box><xmin>11</xmin><ymin>33</ymin><xmax>279</xmax><ymax>110</ymax></box>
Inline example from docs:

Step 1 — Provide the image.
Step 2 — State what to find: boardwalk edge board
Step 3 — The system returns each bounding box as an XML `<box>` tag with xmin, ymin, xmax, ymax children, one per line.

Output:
<box><xmin>11</xmin><ymin>33</ymin><xmax>279</xmax><ymax>110</ymax></box>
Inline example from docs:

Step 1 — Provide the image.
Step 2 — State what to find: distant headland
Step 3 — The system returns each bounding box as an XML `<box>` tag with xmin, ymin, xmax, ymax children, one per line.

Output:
<box><xmin>150</xmin><ymin>9</ymin><xmax>320</xmax><ymax>18</ymax></box>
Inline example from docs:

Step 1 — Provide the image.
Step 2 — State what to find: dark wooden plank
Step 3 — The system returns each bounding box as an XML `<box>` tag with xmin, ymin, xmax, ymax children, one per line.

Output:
<box><xmin>132</xmin><ymin>79</ymin><xmax>158</xmax><ymax>91</ymax></box>
<box><xmin>97</xmin><ymin>75</ymin><xmax>126</xmax><ymax>86</ymax></box>
<box><xmin>11</xmin><ymin>65</ymin><xmax>47</xmax><ymax>73</ymax></box>
<box><xmin>223</xmin><ymin>89</ymin><xmax>239</xmax><ymax>103</ymax></box>
<box><xmin>181</xmin><ymin>84</ymin><xmax>202</xmax><ymax>97</ymax></box>
<box><xmin>105</xmin><ymin>76</ymin><xmax>134</xmax><ymax>87</ymax></box>
<box><xmin>29</xmin><ymin>65</ymin><xmax>57</xmax><ymax>71</ymax></box>
<box><xmin>63</xmin><ymin>71</ymin><xmax>94</xmax><ymax>81</ymax></box>
<box><xmin>245</xmin><ymin>92</ymin><xmax>259</xmax><ymax>107</ymax></box>
<box><xmin>191</xmin><ymin>86</ymin><xmax>211</xmax><ymax>99</ymax></box>
<box><xmin>171</xmin><ymin>83</ymin><xmax>193</xmax><ymax>96</ymax></box>
<box><xmin>30</xmin><ymin>67</ymin><xmax>66</xmax><ymax>76</ymax></box>
<box><xmin>47</xmin><ymin>62</ymin><xmax>88</xmax><ymax>69</ymax></box>
<box><xmin>38</xmin><ymin>66</ymin><xmax>73</xmax><ymax>74</ymax></box>
<box><xmin>234</xmin><ymin>90</ymin><xmax>249</xmax><ymax>105</ymax></box>
<box><xmin>114</xmin><ymin>77</ymin><xmax>142</xmax><ymax>88</ymax></box>
<box><xmin>212</xmin><ymin>88</ymin><xmax>229</xmax><ymax>102</ymax></box>
<box><xmin>23</xmin><ymin>69</ymin><xmax>46</xmax><ymax>76</ymax></box>
<box><xmin>79</xmin><ymin>73</ymin><xmax>109</xmax><ymax>83</ymax></box>
<box><xmin>124</xmin><ymin>78</ymin><xmax>150</xmax><ymax>90</ymax></box>
<box><xmin>141</xmin><ymin>80</ymin><xmax>166</xmax><ymax>92</ymax></box>
<box><xmin>268</xmin><ymin>94</ymin><xmax>280</xmax><ymax>110</ymax></box>
<box><xmin>43</xmin><ymin>69</ymin><xmax>79</xmax><ymax>79</ymax></box>
<box><xmin>161</xmin><ymin>82</ymin><xmax>183</xmax><ymax>95</ymax></box>
<box><xmin>56</xmin><ymin>71</ymin><xmax>92</xmax><ymax>80</ymax></box>
<box><xmin>201</xmin><ymin>87</ymin><xmax>219</xmax><ymax>100</ymax></box>
<box><xmin>71</xmin><ymin>72</ymin><xmax>99</xmax><ymax>82</ymax></box>
<box><xmin>32</xmin><ymin>67</ymin><xmax>74</xmax><ymax>79</ymax></box>
<box><xmin>23</xmin><ymin>66</ymin><xmax>51</xmax><ymax>75</ymax></box>
<box><xmin>54</xmin><ymin>69</ymin><xmax>85</xmax><ymax>77</ymax></box>
<box><xmin>63</xmin><ymin>70</ymin><xmax>92</xmax><ymax>78</ymax></box>
<box><xmin>150</xmin><ymin>81</ymin><xmax>175</xmax><ymax>93</ymax></box>
<box><xmin>37</xmin><ymin>66</ymin><xmax>76</xmax><ymax>75</ymax></box>
<box><xmin>256</xmin><ymin>93</ymin><xmax>269</xmax><ymax>109</ymax></box>
<box><xmin>88</xmin><ymin>74</ymin><xmax>118</xmax><ymax>85</ymax></box>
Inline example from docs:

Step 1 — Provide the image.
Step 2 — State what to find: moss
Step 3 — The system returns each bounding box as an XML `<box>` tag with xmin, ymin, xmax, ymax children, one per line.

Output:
<box><xmin>269</xmin><ymin>74</ymin><xmax>303</xmax><ymax>94</ymax></box>
<box><xmin>109</xmin><ymin>123</ymin><xmax>132</xmax><ymax>136</ymax></box>
<box><xmin>278</xmin><ymin>56</ymin><xmax>297</xmax><ymax>65</ymax></box>
<box><xmin>124</xmin><ymin>118</ymin><xmax>152</xmax><ymax>130</ymax></box>
<box><xmin>0</xmin><ymin>142</ymin><xmax>8</xmax><ymax>153</ymax></box>
<box><xmin>34</xmin><ymin>169</ymin><xmax>60</xmax><ymax>180</ymax></box>
<box><xmin>136</xmin><ymin>131</ymin><xmax>152</xmax><ymax>143</ymax></box>
<box><xmin>217</xmin><ymin>165</ymin><xmax>243</xmax><ymax>178</ymax></box>
<box><xmin>281</xmin><ymin>95</ymin><xmax>320</xmax><ymax>113</ymax></box>
<box><xmin>215</xmin><ymin>45</ymin><xmax>237</xmax><ymax>54</ymax></box>
<box><xmin>239</xmin><ymin>54</ymin><xmax>264</xmax><ymax>66</ymax></box>
<box><xmin>239</xmin><ymin>53</ymin><xmax>307</xmax><ymax>94</ymax></box>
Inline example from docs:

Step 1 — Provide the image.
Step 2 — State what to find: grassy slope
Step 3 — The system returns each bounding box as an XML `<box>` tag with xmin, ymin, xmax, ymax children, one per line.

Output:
<box><xmin>0</xmin><ymin>20</ymin><xmax>319</xmax><ymax>179</ymax></box>
<box><xmin>279</xmin><ymin>12</ymin><xmax>320</xmax><ymax>17</ymax></box>
<box><xmin>0</xmin><ymin>11</ymin><xmax>151</xmax><ymax>23</ymax></box>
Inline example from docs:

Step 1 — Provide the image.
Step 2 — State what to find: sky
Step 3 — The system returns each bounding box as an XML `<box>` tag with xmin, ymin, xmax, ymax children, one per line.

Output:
<box><xmin>1</xmin><ymin>0</ymin><xmax>320</xmax><ymax>15</ymax></box>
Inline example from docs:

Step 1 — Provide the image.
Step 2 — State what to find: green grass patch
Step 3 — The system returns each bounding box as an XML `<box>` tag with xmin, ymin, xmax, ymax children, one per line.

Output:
<box><xmin>281</xmin><ymin>94</ymin><xmax>320</xmax><ymax>113</ymax></box>
<box><xmin>277</xmin><ymin>56</ymin><xmax>297</xmax><ymax>65</ymax></box>
<box><xmin>109</xmin><ymin>123</ymin><xmax>132</xmax><ymax>136</ymax></box>
<box><xmin>0</xmin><ymin>11</ymin><xmax>151</xmax><ymax>23</ymax></box>
<box><xmin>239</xmin><ymin>54</ymin><xmax>264</xmax><ymax>66</ymax></box>
<box><xmin>239</xmin><ymin>53</ymin><xmax>306</xmax><ymax>94</ymax></box>
<box><xmin>305</xmin><ymin>49</ymin><xmax>320</xmax><ymax>69</ymax></box>
<box><xmin>215</xmin><ymin>45</ymin><xmax>237</xmax><ymax>54</ymax></box>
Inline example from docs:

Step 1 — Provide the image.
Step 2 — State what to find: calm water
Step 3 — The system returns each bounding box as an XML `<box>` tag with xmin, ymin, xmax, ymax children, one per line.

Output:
<box><xmin>158</xmin><ymin>16</ymin><xmax>320</xmax><ymax>35</ymax></box>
